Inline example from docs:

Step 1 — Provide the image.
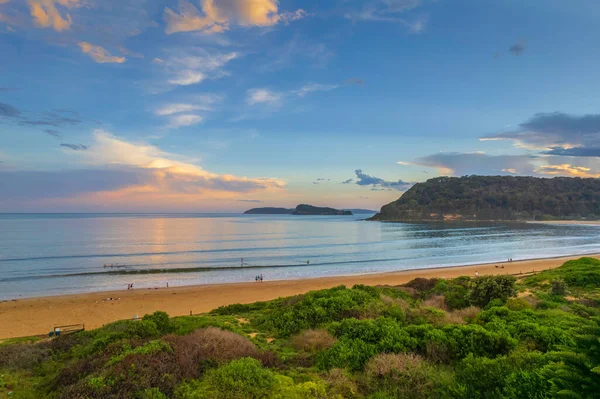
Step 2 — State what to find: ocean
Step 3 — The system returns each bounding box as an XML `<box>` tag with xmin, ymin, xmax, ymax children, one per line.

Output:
<box><xmin>1</xmin><ymin>213</ymin><xmax>599</xmax><ymax>300</ymax></box>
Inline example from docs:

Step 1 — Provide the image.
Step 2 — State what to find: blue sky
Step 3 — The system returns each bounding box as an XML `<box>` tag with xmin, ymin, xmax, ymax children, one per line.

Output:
<box><xmin>1</xmin><ymin>0</ymin><xmax>600</xmax><ymax>212</ymax></box>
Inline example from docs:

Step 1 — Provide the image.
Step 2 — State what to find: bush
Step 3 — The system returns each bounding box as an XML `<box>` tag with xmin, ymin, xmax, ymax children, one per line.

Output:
<box><xmin>405</xmin><ymin>278</ymin><xmax>439</xmax><ymax>293</ymax></box>
<box><xmin>550</xmin><ymin>279</ymin><xmax>567</xmax><ymax>296</ymax></box>
<box><xmin>412</xmin><ymin>324</ymin><xmax>516</xmax><ymax>363</ymax></box>
<box><xmin>165</xmin><ymin>327</ymin><xmax>274</xmax><ymax>377</ymax></box>
<box><xmin>130</xmin><ymin>320</ymin><xmax>160</xmax><ymax>338</ymax></box>
<box><xmin>365</xmin><ymin>353</ymin><xmax>434</xmax><ymax>399</ymax></box>
<box><xmin>470</xmin><ymin>275</ymin><xmax>517</xmax><ymax>307</ymax></box>
<box><xmin>143</xmin><ymin>311</ymin><xmax>172</xmax><ymax>334</ymax></box>
<box><xmin>0</xmin><ymin>342</ymin><xmax>51</xmax><ymax>370</ymax></box>
<box><xmin>254</xmin><ymin>285</ymin><xmax>381</xmax><ymax>337</ymax></box>
<box><xmin>175</xmin><ymin>357</ymin><xmax>275</xmax><ymax>399</ymax></box>
<box><xmin>138</xmin><ymin>387</ymin><xmax>169</xmax><ymax>399</ymax></box>
<box><xmin>292</xmin><ymin>329</ymin><xmax>337</xmax><ymax>352</ymax></box>
<box><xmin>316</xmin><ymin>338</ymin><xmax>378</xmax><ymax>371</ymax></box>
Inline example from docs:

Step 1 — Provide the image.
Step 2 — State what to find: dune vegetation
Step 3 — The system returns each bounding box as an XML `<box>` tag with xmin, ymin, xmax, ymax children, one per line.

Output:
<box><xmin>1</xmin><ymin>258</ymin><xmax>600</xmax><ymax>398</ymax></box>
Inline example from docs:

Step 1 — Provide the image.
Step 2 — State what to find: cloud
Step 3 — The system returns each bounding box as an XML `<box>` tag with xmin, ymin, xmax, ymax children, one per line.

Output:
<box><xmin>509</xmin><ymin>41</ymin><xmax>526</xmax><ymax>56</ymax></box>
<box><xmin>543</xmin><ymin>147</ymin><xmax>600</xmax><ymax>157</ymax></box>
<box><xmin>19</xmin><ymin>112</ymin><xmax>81</xmax><ymax>127</ymax></box>
<box><xmin>0</xmin><ymin>87</ymin><xmax>17</xmax><ymax>91</ymax></box>
<box><xmin>236</xmin><ymin>199</ymin><xmax>262</xmax><ymax>203</ymax></box>
<box><xmin>354</xmin><ymin>169</ymin><xmax>413</xmax><ymax>191</ymax></box>
<box><xmin>245</xmin><ymin>81</ymin><xmax>349</xmax><ymax>109</ymax></box>
<box><xmin>293</xmin><ymin>83</ymin><xmax>339</xmax><ymax>97</ymax></box>
<box><xmin>247</xmin><ymin>88</ymin><xmax>283</xmax><ymax>106</ymax></box>
<box><xmin>0</xmin><ymin>102</ymin><xmax>20</xmax><ymax>118</ymax></box>
<box><xmin>481</xmin><ymin>112</ymin><xmax>600</xmax><ymax>152</ymax></box>
<box><xmin>60</xmin><ymin>143</ymin><xmax>88</xmax><ymax>150</ymax></box>
<box><xmin>27</xmin><ymin>0</ymin><xmax>80</xmax><ymax>32</ymax></box>
<box><xmin>167</xmin><ymin>114</ymin><xmax>204</xmax><ymax>128</ymax></box>
<box><xmin>164</xmin><ymin>0</ymin><xmax>307</xmax><ymax>35</ymax></box>
<box><xmin>44</xmin><ymin>129</ymin><xmax>61</xmax><ymax>138</ymax></box>
<box><xmin>160</xmin><ymin>49</ymin><xmax>237</xmax><ymax>87</ymax></box>
<box><xmin>346</xmin><ymin>0</ymin><xmax>428</xmax><ymax>33</ymax></box>
<box><xmin>0</xmin><ymin>130</ymin><xmax>286</xmax><ymax>207</ymax></box>
<box><xmin>411</xmin><ymin>152</ymin><xmax>537</xmax><ymax>176</ymax></box>
<box><xmin>536</xmin><ymin>164</ymin><xmax>600</xmax><ymax>178</ymax></box>
<box><xmin>342</xmin><ymin>179</ymin><xmax>354</xmax><ymax>184</ymax></box>
<box><xmin>155</xmin><ymin>94</ymin><xmax>222</xmax><ymax>128</ymax></box>
<box><xmin>78</xmin><ymin>42</ymin><xmax>126</xmax><ymax>64</ymax></box>
<box><xmin>155</xmin><ymin>103</ymin><xmax>210</xmax><ymax>116</ymax></box>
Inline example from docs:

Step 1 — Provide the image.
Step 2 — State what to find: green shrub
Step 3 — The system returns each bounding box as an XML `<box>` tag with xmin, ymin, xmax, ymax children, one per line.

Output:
<box><xmin>316</xmin><ymin>338</ymin><xmax>378</xmax><ymax>371</ymax></box>
<box><xmin>365</xmin><ymin>353</ymin><xmax>434</xmax><ymax>399</ymax></box>
<box><xmin>143</xmin><ymin>311</ymin><xmax>172</xmax><ymax>334</ymax></box>
<box><xmin>138</xmin><ymin>387</ymin><xmax>169</xmax><ymax>399</ymax></box>
<box><xmin>470</xmin><ymin>275</ymin><xmax>517</xmax><ymax>307</ymax></box>
<box><xmin>130</xmin><ymin>320</ymin><xmax>160</xmax><ymax>338</ymax></box>
<box><xmin>107</xmin><ymin>339</ymin><xmax>172</xmax><ymax>366</ymax></box>
<box><xmin>175</xmin><ymin>357</ymin><xmax>274</xmax><ymax>399</ymax></box>
<box><xmin>254</xmin><ymin>285</ymin><xmax>380</xmax><ymax>337</ymax></box>
<box><xmin>550</xmin><ymin>279</ymin><xmax>567</xmax><ymax>296</ymax></box>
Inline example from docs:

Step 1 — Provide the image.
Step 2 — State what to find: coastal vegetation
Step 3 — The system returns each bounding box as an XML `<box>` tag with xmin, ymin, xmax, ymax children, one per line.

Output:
<box><xmin>370</xmin><ymin>176</ymin><xmax>600</xmax><ymax>221</ymax></box>
<box><xmin>2</xmin><ymin>257</ymin><xmax>600</xmax><ymax>398</ymax></box>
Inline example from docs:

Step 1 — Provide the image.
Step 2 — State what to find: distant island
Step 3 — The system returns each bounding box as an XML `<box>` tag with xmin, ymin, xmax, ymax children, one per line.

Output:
<box><xmin>370</xmin><ymin>175</ymin><xmax>600</xmax><ymax>222</ymax></box>
<box><xmin>243</xmin><ymin>207</ymin><xmax>294</xmax><ymax>215</ymax></box>
<box><xmin>245</xmin><ymin>204</ymin><xmax>352</xmax><ymax>216</ymax></box>
<box><xmin>344</xmin><ymin>209</ymin><xmax>378</xmax><ymax>214</ymax></box>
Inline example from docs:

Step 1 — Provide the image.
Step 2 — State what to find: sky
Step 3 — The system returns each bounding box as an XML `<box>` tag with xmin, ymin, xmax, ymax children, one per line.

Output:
<box><xmin>1</xmin><ymin>0</ymin><xmax>600</xmax><ymax>212</ymax></box>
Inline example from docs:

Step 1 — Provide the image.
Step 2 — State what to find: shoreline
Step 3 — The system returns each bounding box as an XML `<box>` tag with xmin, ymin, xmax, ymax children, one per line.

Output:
<box><xmin>1</xmin><ymin>252</ymin><xmax>598</xmax><ymax>339</ymax></box>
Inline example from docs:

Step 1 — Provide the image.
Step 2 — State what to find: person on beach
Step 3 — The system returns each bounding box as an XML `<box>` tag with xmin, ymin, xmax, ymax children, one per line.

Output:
<box><xmin>260</xmin><ymin>274</ymin><xmax>263</xmax><ymax>282</ymax></box>
<box><xmin>475</xmin><ymin>271</ymin><xmax>479</xmax><ymax>277</ymax></box>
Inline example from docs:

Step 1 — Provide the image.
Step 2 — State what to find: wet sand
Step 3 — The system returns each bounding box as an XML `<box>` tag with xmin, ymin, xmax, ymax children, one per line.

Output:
<box><xmin>1</xmin><ymin>253</ymin><xmax>597</xmax><ymax>339</ymax></box>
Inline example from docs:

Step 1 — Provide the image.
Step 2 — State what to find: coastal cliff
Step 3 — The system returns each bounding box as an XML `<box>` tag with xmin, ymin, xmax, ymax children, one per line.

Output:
<box><xmin>370</xmin><ymin>175</ymin><xmax>600</xmax><ymax>222</ymax></box>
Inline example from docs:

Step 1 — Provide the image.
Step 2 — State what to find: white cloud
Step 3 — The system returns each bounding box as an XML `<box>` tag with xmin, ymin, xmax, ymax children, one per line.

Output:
<box><xmin>161</xmin><ymin>49</ymin><xmax>237</xmax><ymax>87</ymax></box>
<box><xmin>247</xmin><ymin>88</ymin><xmax>283</xmax><ymax>106</ymax></box>
<box><xmin>155</xmin><ymin>95</ymin><xmax>222</xmax><ymax>128</ymax></box>
<box><xmin>168</xmin><ymin>114</ymin><xmax>204</xmax><ymax>128</ymax></box>
<box><xmin>168</xmin><ymin>70</ymin><xmax>205</xmax><ymax>86</ymax></box>
<box><xmin>293</xmin><ymin>83</ymin><xmax>339</xmax><ymax>97</ymax></box>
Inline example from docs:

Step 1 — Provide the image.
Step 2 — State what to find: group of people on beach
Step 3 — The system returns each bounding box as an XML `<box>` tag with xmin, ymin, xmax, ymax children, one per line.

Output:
<box><xmin>255</xmin><ymin>274</ymin><xmax>264</xmax><ymax>282</ymax></box>
<box><xmin>127</xmin><ymin>283</ymin><xmax>134</xmax><ymax>290</ymax></box>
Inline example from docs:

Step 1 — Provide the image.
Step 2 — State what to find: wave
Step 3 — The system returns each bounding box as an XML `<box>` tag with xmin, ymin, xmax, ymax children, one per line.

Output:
<box><xmin>0</xmin><ymin>256</ymin><xmax>419</xmax><ymax>282</ymax></box>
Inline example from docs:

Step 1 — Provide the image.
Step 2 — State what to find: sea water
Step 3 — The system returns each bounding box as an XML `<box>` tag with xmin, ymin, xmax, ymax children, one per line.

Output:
<box><xmin>1</xmin><ymin>213</ymin><xmax>599</xmax><ymax>299</ymax></box>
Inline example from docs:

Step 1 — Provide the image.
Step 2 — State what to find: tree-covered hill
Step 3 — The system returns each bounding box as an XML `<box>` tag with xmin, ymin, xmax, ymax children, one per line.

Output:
<box><xmin>370</xmin><ymin>175</ymin><xmax>600</xmax><ymax>222</ymax></box>
<box><xmin>2</xmin><ymin>257</ymin><xmax>600</xmax><ymax>398</ymax></box>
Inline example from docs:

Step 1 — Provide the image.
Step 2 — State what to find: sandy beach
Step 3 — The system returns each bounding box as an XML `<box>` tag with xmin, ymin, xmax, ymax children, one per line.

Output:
<box><xmin>1</xmin><ymin>253</ymin><xmax>597</xmax><ymax>339</ymax></box>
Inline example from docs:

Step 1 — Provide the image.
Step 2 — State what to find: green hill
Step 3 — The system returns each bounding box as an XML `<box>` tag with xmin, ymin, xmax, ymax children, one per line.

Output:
<box><xmin>371</xmin><ymin>175</ymin><xmax>600</xmax><ymax>222</ymax></box>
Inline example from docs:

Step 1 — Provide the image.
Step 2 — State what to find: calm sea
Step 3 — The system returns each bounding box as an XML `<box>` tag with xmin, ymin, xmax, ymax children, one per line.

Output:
<box><xmin>1</xmin><ymin>213</ymin><xmax>599</xmax><ymax>299</ymax></box>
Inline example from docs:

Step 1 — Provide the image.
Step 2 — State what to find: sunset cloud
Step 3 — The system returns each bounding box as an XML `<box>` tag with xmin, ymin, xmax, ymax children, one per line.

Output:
<box><xmin>535</xmin><ymin>164</ymin><xmax>600</xmax><ymax>178</ymax></box>
<box><xmin>164</xmin><ymin>0</ymin><xmax>307</xmax><ymax>35</ymax></box>
<box><xmin>78</xmin><ymin>42</ymin><xmax>126</xmax><ymax>64</ymax></box>
<box><xmin>27</xmin><ymin>0</ymin><xmax>80</xmax><ymax>31</ymax></box>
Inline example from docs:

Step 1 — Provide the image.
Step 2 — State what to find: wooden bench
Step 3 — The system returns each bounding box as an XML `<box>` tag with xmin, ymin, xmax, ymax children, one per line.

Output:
<box><xmin>51</xmin><ymin>323</ymin><xmax>85</xmax><ymax>337</ymax></box>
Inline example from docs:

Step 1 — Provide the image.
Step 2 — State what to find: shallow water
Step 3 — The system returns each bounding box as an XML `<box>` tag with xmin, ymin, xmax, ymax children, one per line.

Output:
<box><xmin>1</xmin><ymin>213</ymin><xmax>599</xmax><ymax>299</ymax></box>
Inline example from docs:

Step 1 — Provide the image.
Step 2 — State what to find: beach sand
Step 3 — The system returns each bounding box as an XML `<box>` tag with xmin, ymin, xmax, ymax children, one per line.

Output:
<box><xmin>1</xmin><ymin>253</ymin><xmax>598</xmax><ymax>339</ymax></box>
